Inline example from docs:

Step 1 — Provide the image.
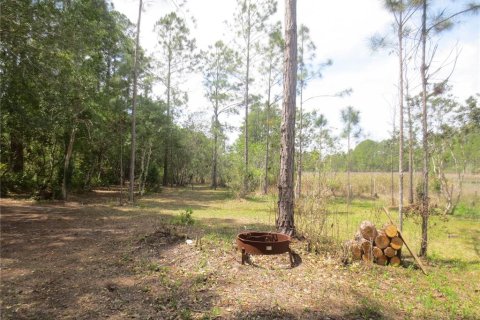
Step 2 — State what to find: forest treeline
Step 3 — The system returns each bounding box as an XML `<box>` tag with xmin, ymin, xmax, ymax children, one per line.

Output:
<box><xmin>1</xmin><ymin>0</ymin><xmax>479</xmax><ymax>201</ymax></box>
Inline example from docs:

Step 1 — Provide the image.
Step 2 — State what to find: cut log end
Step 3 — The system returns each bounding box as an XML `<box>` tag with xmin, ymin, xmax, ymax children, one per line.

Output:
<box><xmin>374</xmin><ymin>232</ymin><xmax>390</xmax><ymax>249</ymax></box>
<box><xmin>360</xmin><ymin>220</ymin><xmax>378</xmax><ymax>241</ymax></box>
<box><xmin>390</xmin><ymin>236</ymin><xmax>403</xmax><ymax>250</ymax></box>
<box><xmin>383</xmin><ymin>224</ymin><xmax>398</xmax><ymax>238</ymax></box>
<box><xmin>384</xmin><ymin>246</ymin><xmax>397</xmax><ymax>258</ymax></box>
<box><xmin>376</xmin><ymin>255</ymin><xmax>388</xmax><ymax>266</ymax></box>
<box><xmin>372</xmin><ymin>246</ymin><xmax>383</xmax><ymax>258</ymax></box>
<box><xmin>360</xmin><ymin>239</ymin><xmax>372</xmax><ymax>253</ymax></box>
<box><xmin>351</xmin><ymin>243</ymin><xmax>362</xmax><ymax>260</ymax></box>
<box><xmin>362</xmin><ymin>252</ymin><xmax>373</xmax><ymax>263</ymax></box>
<box><xmin>389</xmin><ymin>256</ymin><xmax>401</xmax><ymax>266</ymax></box>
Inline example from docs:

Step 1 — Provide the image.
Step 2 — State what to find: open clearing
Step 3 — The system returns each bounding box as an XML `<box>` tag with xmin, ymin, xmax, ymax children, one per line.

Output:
<box><xmin>1</xmin><ymin>187</ymin><xmax>479</xmax><ymax>319</ymax></box>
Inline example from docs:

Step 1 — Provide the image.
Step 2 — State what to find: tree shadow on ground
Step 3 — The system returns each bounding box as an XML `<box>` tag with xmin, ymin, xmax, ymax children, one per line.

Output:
<box><xmin>460</xmin><ymin>227</ymin><xmax>480</xmax><ymax>259</ymax></box>
<box><xmin>233</xmin><ymin>288</ymin><xmax>403</xmax><ymax>319</ymax></box>
<box><xmin>0</xmin><ymin>200</ymin><xmax>220</xmax><ymax>319</ymax></box>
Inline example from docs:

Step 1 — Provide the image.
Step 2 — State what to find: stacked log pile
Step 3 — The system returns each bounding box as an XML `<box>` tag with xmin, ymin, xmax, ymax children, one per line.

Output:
<box><xmin>348</xmin><ymin>220</ymin><xmax>403</xmax><ymax>266</ymax></box>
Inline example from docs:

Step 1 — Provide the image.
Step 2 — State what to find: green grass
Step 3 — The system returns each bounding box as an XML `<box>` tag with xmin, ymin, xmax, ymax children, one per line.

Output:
<box><xmin>139</xmin><ymin>185</ymin><xmax>480</xmax><ymax>264</ymax></box>
<box><xmin>136</xmin><ymin>185</ymin><xmax>480</xmax><ymax>319</ymax></box>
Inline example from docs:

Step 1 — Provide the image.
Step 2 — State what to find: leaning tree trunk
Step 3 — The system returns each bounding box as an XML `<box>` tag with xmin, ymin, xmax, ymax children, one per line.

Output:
<box><xmin>277</xmin><ymin>0</ymin><xmax>297</xmax><ymax>237</ymax></box>
<box><xmin>419</xmin><ymin>0</ymin><xmax>429</xmax><ymax>257</ymax></box>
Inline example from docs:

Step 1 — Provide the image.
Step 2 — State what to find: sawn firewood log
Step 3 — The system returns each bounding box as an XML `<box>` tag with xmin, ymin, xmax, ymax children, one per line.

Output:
<box><xmin>390</xmin><ymin>236</ymin><xmax>403</xmax><ymax>250</ymax></box>
<box><xmin>376</xmin><ymin>255</ymin><xmax>388</xmax><ymax>266</ymax></box>
<box><xmin>350</xmin><ymin>242</ymin><xmax>362</xmax><ymax>260</ymax></box>
<box><xmin>384</xmin><ymin>246</ymin><xmax>396</xmax><ymax>258</ymax></box>
<box><xmin>374</xmin><ymin>231</ymin><xmax>390</xmax><ymax>249</ymax></box>
<box><xmin>360</xmin><ymin>220</ymin><xmax>378</xmax><ymax>241</ymax></box>
<box><xmin>389</xmin><ymin>256</ymin><xmax>401</xmax><ymax>266</ymax></box>
<box><xmin>372</xmin><ymin>246</ymin><xmax>383</xmax><ymax>258</ymax></box>
<box><xmin>383</xmin><ymin>223</ymin><xmax>398</xmax><ymax>238</ymax></box>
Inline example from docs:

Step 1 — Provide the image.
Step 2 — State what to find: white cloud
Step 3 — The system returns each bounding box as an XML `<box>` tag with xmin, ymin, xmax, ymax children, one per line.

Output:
<box><xmin>112</xmin><ymin>0</ymin><xmax>480</xmax><ymax>147</ymax></box>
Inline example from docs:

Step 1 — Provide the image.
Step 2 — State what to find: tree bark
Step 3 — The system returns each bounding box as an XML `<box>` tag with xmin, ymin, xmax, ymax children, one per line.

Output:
<box><xmin>347</xmin><ymin>131</ymin><xmax>351</xmax><ymax>205</ymax></box>
<box><xmin>139</xmin><ymin>144</ymin><xmax>146</xmax><ymax>193</ymax></box>
<box><xmin>129</xmin><ymin>0</ymin><xmax>142</xmax><ymax>202</ymax></box>
<box><xmin>243</xmin><ymin>4</ymin><xmax>251</xmax><ymax>194</ymax></box>
<box><xmin>10</xmin><ymin>132</ymin><xmax>24</xmax><ymax>173</ymax></box>
<box><xmin>62</xmin><ymin>124</ymin><xmax>77</xmax><ymax>201</ymax></box>
<box><xmin>140</xmin><ymin>142</ymin><xmax>151</xmax><ymax>195</ymax></box>
<box><xmin>295</xmin><ymin>83</ymin><xmax>303</xmax><ymax>199</ymax></box>
<box><xmin>163</xmin><ymin>49</ymin><xmax>172</xmax><ymax>187</ymax></box>
<box><xmin>406</xmin><ymin>65</ymin><xmax>414</xmax><ymax>205</ymax></box>
<box><xmin>419</xmin><ymin>0</ymin><xmax>429</xmax><ymax>257</ymax></box>
<box><xmin>398</xmin><ymin>4</ymin><xmax>404</xmax><ymax>231</ymax></box>
<box><xmin>263</xmin><ymin>64</ymin><xmax>272</xmax><ymax>195</ymax></box>
<box><xmin>212</xmin><ymin>107</ymin><xmax>219</xmax><ymax>189</ymax></box>
<box><xmin>120</xmin><ymin>133</ymin><xmax>124</xmax><ymax>205</ymax></box>
<box><xmin>277</xmin><ymin>0</ymin><xmax>297</xmax><ymax>237</ymax></box>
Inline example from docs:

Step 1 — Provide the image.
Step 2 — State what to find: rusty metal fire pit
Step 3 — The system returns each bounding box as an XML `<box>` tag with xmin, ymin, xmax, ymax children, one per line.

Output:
<box><xmin>236</xmin><ymin>231</ymin><xmax>294</xmax><ymax>267</ymax></box>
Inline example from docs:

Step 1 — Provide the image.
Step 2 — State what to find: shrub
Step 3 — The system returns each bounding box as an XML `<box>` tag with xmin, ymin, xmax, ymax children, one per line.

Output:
<box><xmin>179</xmin><ymin>208</ymin><xmax>194</xmax><ymax>226</ymax></box>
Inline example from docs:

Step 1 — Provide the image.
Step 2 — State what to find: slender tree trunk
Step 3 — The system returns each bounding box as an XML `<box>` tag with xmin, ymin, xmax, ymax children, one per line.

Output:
<box><xmin>264</xmin><ymin>118</ymin><xmax>270</xmax><ymax>194</ymax></box>
<box><xmin>347</xmin><ymin>132</ymin><xmax>351</xmax><ymax>205</ymax></box>
<box><xmin>243</xmin><ymin>8</ymin><xmax>251</xmax><ymax>194</ymax></box>
<box><xmin>120</xmin><ymin>134</ymin><xmax>124</xmax><ymax>205</ymax></box>
<box><xmin>10</xmin><ymin>132</ymin><xmax>24</xmax><ymax>173</ymax></box>
<box><xmin>406</xmin><ymin>74</ymin><xmax>414</xmax><ymax>205</ymax></box>
<box><xmin>398</xmin><ymin>6</ymin><xmax>404</xmax><ymax>231</ymax></box>
<box><xmin>277</xmin><ymin>0</ymin><xmax>297</xmax><ymax>237</ymax></box>
<box><xmin>419</xmin><ymin>0</ymin><xmax>429</xmax><ymax>257</ymax></box>
<box><xmin>390</xmin><ymin>140</ymin><xmax>395</xmax><ymax>206</ymax></box>
<box><xmin>390</xmin><ymin>109</ymin><xmax>396</xmax><ymax>207</ymax></box>
<box><xmin>141</xmin><ymin>142</ymin><xmax>152</xmax><ymax>195</ymax></box>
<box><xmin>263</xmin><ymin>65</ymin><xmax>272</xmax><ymax>195</ymax></box>
<box><xmin>129</xmin><ymin>0</ymin><xmax>142</xmax><ymax>202</ymax></box>
<box><xmin>295</xmin><ymin>83</ymin><xmax>303</xmax><ymax>199</ymax></box>
<box><xmin>62</xmin><ymin>125</ymin><xmax>77</xmax><ymax>201</ymax></box>
<box><xmin>139</xmin><ymin>145</ymin><xmax>146</xmax><ymax>194</ymax></box>
<box><xmin>212</xmin><ymin>107</ymin><xmax>218</xmax><ymax>189</ymax></box>
<box><xmin>163</xmin><ymin>51</ymin><xmax>172</xmax><ymax>187</ymax></box>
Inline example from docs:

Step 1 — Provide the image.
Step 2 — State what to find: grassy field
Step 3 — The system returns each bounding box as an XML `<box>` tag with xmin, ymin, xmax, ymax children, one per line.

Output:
<box><xmin>137</xmin><ymin>186</ymin><xmax>480</xmax><ymax>318</ymax></box>
<box><xmin>1</xmin><ymin>184</ymin><xmax>479</xmax><ymax>319</ymax></box>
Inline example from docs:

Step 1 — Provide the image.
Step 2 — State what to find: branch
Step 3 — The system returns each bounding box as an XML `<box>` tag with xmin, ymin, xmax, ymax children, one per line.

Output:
<box><xmin>427</xmin><ymin>4</ymin><xmax>480</xmax><ymax>33</ymax></box>
<box><xmin>302</xmin><ymin>89</ymin><xmax>352</xmax><ymax>104</ymax></box>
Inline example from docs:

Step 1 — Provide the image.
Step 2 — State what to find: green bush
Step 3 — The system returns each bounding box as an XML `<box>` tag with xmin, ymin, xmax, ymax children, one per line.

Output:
<box><xmin>179</xmin><ymin>208</ymin><xmax>194</xmax><ymax>225</ymax></box>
